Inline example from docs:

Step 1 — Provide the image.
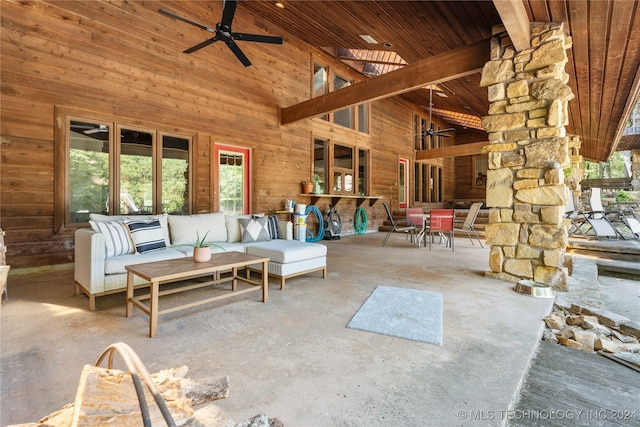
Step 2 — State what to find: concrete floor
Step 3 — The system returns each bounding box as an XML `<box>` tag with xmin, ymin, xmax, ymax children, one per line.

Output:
<box><xmin>1</xmin><ymin>233</ymin><xmax>555</xmax><ymax>426</ymax></box>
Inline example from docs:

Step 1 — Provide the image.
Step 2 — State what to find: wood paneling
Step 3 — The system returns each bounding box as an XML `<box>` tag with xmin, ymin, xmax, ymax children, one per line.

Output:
<box><xmin>0</xmin><ymin>0</ymin><xmax>457</xmax><ymax>269</ymax></box>
<box><xmin>244</xmin><ymin>0</ymin><xmax>640</xmax><ymax>162</ymax></box>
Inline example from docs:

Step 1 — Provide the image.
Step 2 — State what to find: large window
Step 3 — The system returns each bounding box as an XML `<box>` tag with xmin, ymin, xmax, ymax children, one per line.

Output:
<box><xmin>414</xmin><ymin>163</ymin><xmax>443</xmax><ymax>203</ymax></box>
<box><xmin>56</xmin><ymin>112</ymin><xmax>192</xmax><ymax>231</ymax></box>
<box><xmin>313</xmin><ymin>137</ymin><xmax>369</xmax><ymax>196</ymax></box>
<box><xmin>312</xmin><ymin>60</ymin><xmax>369</xmax><ymax>133</ymax></box>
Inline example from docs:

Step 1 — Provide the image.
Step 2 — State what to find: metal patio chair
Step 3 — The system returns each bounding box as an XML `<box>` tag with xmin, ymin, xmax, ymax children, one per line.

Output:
<box><xmin>581</xmin><ymin>188</ymin><xmax>622</xmax><ymax>240</ymax></box>
<box><xmin>381</xmin><ymin>202</ymin><xmax>417</xmax><ymax>246</ymax></box>
<box><xmin>427</xmin><ymin>209</ymin><xmax>455</xmax><ymax>251</ymax></box>
<box><xmin>453</xmin><ymin>202</ymin><xmax>484</xmax><ymax>247</ymax></box>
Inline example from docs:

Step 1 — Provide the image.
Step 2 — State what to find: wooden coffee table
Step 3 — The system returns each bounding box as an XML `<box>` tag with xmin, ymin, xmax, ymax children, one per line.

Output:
<box><xmin>125</xmin><ymin>252</ymin><xmax>269</xmax><ymax>337</ymax></box>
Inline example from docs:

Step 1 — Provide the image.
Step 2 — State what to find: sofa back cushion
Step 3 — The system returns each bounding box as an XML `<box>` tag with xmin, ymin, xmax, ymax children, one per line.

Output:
<box><xmin>168</xmin><ymin>212</ymin><xmax>227</xmax><ymax>246</ymax></box>
<box><xmin>90</xmin><ymin>213</ymin><xmax>171</xmax><ymax>248</ymax></box>
<box><xmin>89</xmin><ymin>220</ymin><xmax>134</xmax><ymax>257</ymax></box>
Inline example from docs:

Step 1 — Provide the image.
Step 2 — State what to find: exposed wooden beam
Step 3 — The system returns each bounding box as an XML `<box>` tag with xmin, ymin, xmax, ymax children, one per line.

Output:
<box><xmin>280</xmin><ymin>38</ymin><xmax>491</xmax><ymax>125</ymax></box>
<box><xmin>492</xmin><ymin>0</ymin><xmax>531</xmax><ymax>51</ymax></box>
<box><xmin>416</xmin><ymin>141</ymin><xmax>488</xmax><ymax>160</ymax></box>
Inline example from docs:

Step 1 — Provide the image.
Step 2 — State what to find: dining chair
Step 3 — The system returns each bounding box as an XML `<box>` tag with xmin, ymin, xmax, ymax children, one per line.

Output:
<box><xmin>381</xmin><ymin>202</ymin><xmax>417</xmax><ymax>246</ymax></box>
<box><xmin>406</xmin><ymin>207</ymin><xmax>425</xmax><ymax>246</ymax></box>
<box><xmin>427</xmin><ymin>209</ymin><xmax>455</xmax><ymax>251</ymax></box>
<box><xmin>452</xmin><ymin>202</ymin><xmax>484</xmax><ymax>247</ymax></box>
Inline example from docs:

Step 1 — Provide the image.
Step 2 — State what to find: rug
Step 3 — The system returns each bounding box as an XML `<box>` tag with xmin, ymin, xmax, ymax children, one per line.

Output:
<box><xmin>347</xmin><ymin>285</ymin><xmax>443</xmax><ymax>345</ymax></box>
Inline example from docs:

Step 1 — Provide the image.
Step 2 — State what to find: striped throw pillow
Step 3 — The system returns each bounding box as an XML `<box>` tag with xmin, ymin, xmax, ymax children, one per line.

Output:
<box><xmin>89</xmin><ymin>220</ymin><xmax>134</xmax><ymax>258</ymax></box>
<box><xmin>125</xmin><ymin>219</ymin><xmax>167</xmax><ymax>253</ymax></box>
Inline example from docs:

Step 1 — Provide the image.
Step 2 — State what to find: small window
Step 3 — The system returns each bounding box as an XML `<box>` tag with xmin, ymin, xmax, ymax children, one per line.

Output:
<box><xmin>333</xmin><ymin>143</ymin><xmax>354</xmax><ymax>194</ymax></box>
<box><xmin>473</xmin><ymin>155</ymin><xmax>488</xmax><ymax>187</ymax></box>
<box><xmin>313</xmin><ymin>138</ymin><xmax>328</xmax><ymax>194</ymax></box>
<box><xmin>313</xmin><ymin>62</ymin><xmax>329</xmax><ymax>121</ymax></box>
<box><xmin>333</xmin><ymin>74</ymin><xmax>353</xmax><ymax>128</ymax></box>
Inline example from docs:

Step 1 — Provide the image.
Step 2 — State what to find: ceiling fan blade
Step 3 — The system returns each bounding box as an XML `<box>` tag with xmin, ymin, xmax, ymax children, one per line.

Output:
<box><xmin>158</xmin><ymin>9</ymin><xmax>215</xmax><ymax>33</ymax></box>
<box><xmin>232</xmin><ymin>32</ymin><xmax>283</xmax><ymax>44</ymax></box>
<box><xmin>434</xmin><ymin>133</ymin><xmax>451</xmax><ymax>138</ymax></box>
<box><xmin>221</xmin><ymin>0</ymin><xmax>238</xmax><ymax>28</ymax></box>
<box><xmin>225</xmin><ymin>39</ymin><xmax>251</xmax><ymax>66</ymax></box>
<box><xmin>440</xmin><ymin>128</ymin><xmax>456</xmax><ymax>133</ymax></box>
<box><xmin>184</xmin><ymin>37</ymin><xmax>219</xmax><ymax>54</ymax></box>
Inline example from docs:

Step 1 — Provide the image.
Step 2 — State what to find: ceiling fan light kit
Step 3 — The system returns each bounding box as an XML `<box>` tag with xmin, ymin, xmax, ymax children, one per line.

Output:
<box><xmin>159</xmin><ymin>0</ymin><xmax>283</xmax><ymax>67</ymax></box>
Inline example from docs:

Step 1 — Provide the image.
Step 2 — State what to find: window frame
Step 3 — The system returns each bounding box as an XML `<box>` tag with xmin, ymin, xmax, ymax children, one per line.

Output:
<box><xmin>472</xmin><ymin>155</ymin><xmax>488</xmax><ymax>188</ymax></box>
<box><xmin>311</xmin><ymin>58</ymin><xmax>369</xmax><ymax>133</ymax></box>
<box><xmin>54</xmin><ymin>106</ymin><xmax>194</xmax><ymax>233</ymax></box>
<box><xmin>312</xmin><ymin>135</ymin><xmax>369</xmax><ymax>196</ymax></box>
<box><xmin>414</xmin><ymin>162</ymin><xmax>443</xmax><ymax>203</ymax></box>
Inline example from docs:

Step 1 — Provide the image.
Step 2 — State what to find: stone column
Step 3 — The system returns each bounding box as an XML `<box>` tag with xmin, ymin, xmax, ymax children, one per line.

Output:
<box><xmin>480</xmin><ymin>23</ymin><xmax>574</xmax><ymax>290</ymax></box>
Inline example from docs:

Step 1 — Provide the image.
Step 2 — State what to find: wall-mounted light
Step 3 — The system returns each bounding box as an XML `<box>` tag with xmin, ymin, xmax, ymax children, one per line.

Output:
<box><xmin>275</xmin><ymin>2</ymin><xmax>285</xmax><ymax>9</ymax></box>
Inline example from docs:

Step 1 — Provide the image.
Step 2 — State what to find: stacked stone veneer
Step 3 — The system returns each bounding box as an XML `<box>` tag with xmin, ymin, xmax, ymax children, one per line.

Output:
<box><xmin>479</xmin><ymin>23</ymin><xmax>574</xmax><ymax>290</ymax></box>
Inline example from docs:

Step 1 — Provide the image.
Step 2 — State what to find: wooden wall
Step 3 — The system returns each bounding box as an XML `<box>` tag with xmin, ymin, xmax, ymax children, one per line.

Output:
<box><xmin>1</xmin><ymin>0</ymin><xmax>463</xmax><ymax>270</ymax></box>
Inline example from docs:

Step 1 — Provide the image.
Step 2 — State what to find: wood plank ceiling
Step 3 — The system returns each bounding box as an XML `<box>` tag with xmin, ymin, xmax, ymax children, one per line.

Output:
<box><xmin>240</xmin><ymin>0</ymin><xmax>640</xmax><ymax>162</ymax></box>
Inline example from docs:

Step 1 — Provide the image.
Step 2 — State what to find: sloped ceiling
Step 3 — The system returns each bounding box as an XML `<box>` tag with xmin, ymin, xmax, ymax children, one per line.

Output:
<box><xmin>240</xmin><ymin>0</ymin><xmax>640</xmax><ymax>162</ymax></box>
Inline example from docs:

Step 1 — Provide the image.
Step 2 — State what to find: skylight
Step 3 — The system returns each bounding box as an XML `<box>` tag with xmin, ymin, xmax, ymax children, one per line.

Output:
<box><xmin>326</xmin><ymin>48</ymin><xmax>407</xmax><ymax>77</ymax></box>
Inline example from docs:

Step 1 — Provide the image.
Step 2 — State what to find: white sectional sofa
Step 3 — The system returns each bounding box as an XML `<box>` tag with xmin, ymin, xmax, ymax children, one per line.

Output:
<box><xmin>74</xmin><ymin>212</ymin><xmax>327</xmax><ymax>310</ymax></box>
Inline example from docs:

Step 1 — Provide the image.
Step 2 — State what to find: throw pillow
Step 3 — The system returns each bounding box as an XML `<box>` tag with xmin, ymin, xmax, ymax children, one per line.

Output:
<box><xmin>225</xmin><ymin>214</ymin><xmax>252</xmax><ymax>242</ymax></box>
<box><xmin>124</xmin><ymin>219</ymin><xmax>167</xmax><ymax>253</ymax></box>
<box><xmin>266</xmin><ymin>215</ymin><xmax>281</xmax><ymax>239</ymax></box>
<box><xmin>90</xmin><ymin>213</ymin><xmax>171</xmax><ymax>247</ymax></box>
<box><xmin>238</xmin><ymin>217</ymin><xmax>271</xmax><ymax>243</ymax></box>
<box><xmin>89</xmin><ymin>220</ymin><xmax>134</xmax><ymax>257</ymax></box>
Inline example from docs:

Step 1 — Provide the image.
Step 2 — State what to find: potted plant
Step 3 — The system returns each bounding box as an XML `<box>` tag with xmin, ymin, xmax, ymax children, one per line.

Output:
<box><xmin>193</xmin><ymin>231</ymin><xmax>212</xmax><ymax>263</ymax></box>
<box><xmin>301</xmin><ymin>180</ymin><xmax>314</xmax><ymax>194</ymax></box>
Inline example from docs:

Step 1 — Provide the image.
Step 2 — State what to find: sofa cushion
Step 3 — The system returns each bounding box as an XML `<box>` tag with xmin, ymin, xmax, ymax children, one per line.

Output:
<box><xmin>238</xmin><ymin>217</ymin><xmax>271</xmax><ymax>243</ymax></box>
<box><xmin>225</xmin><ymin>214</ymin><xmax>252</xmax><ymax>243</ymax></box>
<box><xmin>90</xmin><ymin>213</ymin><xmax>171</xmax><ymax>247</ymax></box>
<box><xmin>244</xmin><ymin>240</ymin><xmax>326</xmax><ymax>263</ymax></box>
<box><xmin>168</xmin><ymin>212</ymin><xmax>227</xmax><ymax>245</ymax></box>
<box><xmin>104</xmin><ymin>248</ymin><xmax>186</xmax><ymax>275</ymax></box>
<box><xmin>89</xmin><ymin>220</ymin><xmax>134</xmax><ymax>257</ymax></box>
<box><xmin>171</xmin><ymin>242</ymin><xmax>245</xmax><ymax>257</ymax></box>
<box><xmin>124</xmin><ymin>219</ymin><xmax>167</xmax><ymax>253</ymax></box>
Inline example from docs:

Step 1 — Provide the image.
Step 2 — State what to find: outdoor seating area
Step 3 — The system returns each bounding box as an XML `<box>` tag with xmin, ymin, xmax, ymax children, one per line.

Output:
<box><xmin>570</xmin><ymin>187</ymin><xmax>640</xmax><ymax>241</ymax></box>
<box><xmin>384</xmin><ymin>204</ymin><xmax>486</xmax><ymax>251</ymax></box>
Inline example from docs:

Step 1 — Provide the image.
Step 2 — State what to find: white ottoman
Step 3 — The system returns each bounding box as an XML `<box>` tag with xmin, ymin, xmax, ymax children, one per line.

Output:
<box><xmin>244</xmin><ymin>240</ymin><xmax>327</xmax><ymax>289</ymax></box>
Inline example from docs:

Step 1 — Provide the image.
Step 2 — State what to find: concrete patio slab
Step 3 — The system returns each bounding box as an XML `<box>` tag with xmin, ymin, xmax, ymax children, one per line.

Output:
<box><xmin>1</xmin><ymin>233</ymin><xmax>554</xmax><ymax>426</ymax></box>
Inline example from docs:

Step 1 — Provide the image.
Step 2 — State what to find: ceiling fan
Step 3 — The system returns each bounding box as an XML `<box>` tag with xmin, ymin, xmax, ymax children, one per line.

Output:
<box><xmin>419</xmin><ymin>86</ymin><xmax>456</xmax><ymax>138</ymax></box>
<box><xmin>158</xmin><ymin>0</ymin><xmax>283</xmax><ymax>67</ymax></box>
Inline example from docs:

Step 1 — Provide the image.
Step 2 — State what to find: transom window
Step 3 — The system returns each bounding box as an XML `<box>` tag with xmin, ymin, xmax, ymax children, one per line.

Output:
<box><xmin>312</xmin><ymin>61</ymin><xmax>369</xmax><ymax>133</ymax></box>
<box><xmin>55</xmin><ymin>110</ymin><xmax>192</xmax><ymax>231</ymax></box>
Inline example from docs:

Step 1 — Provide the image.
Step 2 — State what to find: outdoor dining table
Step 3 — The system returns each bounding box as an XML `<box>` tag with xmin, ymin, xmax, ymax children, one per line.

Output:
<box><xmin>409</xmin><ymin>213</ymin><xmax>430</xmax><ymax>248</ymax></box>
<box><xmin>410</xmin><ymin>212</ymin><xmax>453</xmax><ymax>248</ymax></box>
